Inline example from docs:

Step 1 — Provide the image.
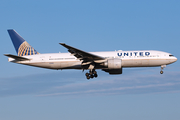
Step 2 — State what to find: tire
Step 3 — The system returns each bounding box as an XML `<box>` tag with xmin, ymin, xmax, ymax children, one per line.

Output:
<box><xmin>90</xmin><ymin>75</ymin><xmax>94</xmax><ymax>78</ymax></box>
<box><xmin>85</xmin><ymin>73</ymin><xmax>89</xmax><ymax>77</ymax></box>
<box><xmin>93</xmin><ymin>71</ymin><xmax>97</xmax><ymax>74</ymax></box>
<box><xmin>87</xmin><ymin>76</ymin><xmax>90</xmax><ymax>80</ymax></box>
<box><xmin>94</xmin><ymin>74</ymin><xmax>98</xmax><ymax>78</ymax></box>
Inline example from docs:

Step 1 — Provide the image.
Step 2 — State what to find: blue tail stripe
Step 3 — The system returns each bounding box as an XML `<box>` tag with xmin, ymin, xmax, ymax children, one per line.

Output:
<box><xmin>7</xmin><ymin>29</ymin><xmax>25</xmax><ymax>54</ymax></box>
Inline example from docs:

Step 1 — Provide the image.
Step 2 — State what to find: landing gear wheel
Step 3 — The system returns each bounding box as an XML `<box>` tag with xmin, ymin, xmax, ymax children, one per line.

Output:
<box><xmin>94</xmin><ymin>74</ymin><xmax>98</xmax><ymax>78</ymax></box>
<box><xmin>85</xmin><ymin>69</ymin><xmax>98</xmax><ymax>79</ymax></box>
<box><xmin>85</xmin><ymin>72</ymin><xmax>89</xmax><ymax>77</ymax></box>
<box><xmin>160</xmin><ymin>65</ymin><xmax>166</xmax><ymax>75</ymax></box>
<box><xmin>93</xmin><ymin>70</ymin><xmax>97</xmax><ymax>74</ymax></box>
<box><xmin>90</xmin><ymin>75</ymin><xmax>94</xmax><ymax>78</ymax></box>
<box><xmin>86</xmin><ymin>75</ymin><xmax>90</xmax><ymax>80</ymax></box>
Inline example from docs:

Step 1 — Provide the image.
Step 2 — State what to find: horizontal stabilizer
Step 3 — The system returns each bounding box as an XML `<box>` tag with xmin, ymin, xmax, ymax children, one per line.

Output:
<box><xmin>4</xmin><ymin>54</ymin><xmax>30</xmax><ymax>61</ymax></box>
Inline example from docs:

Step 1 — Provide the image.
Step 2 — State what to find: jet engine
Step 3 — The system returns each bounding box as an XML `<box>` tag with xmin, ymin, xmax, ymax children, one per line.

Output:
<box><xmin>104</xmin><ymin>58</ymin><xmax>122</xmax><ymax>69</ymax></box>
<box><xmin>102</xmin><ymin>58</ymin><xmax>122</xmax><ymax>74</ymax></box>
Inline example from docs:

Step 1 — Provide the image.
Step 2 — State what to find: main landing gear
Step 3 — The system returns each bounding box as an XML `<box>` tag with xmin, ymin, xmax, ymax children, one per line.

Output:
<box><xmin>85</xmin><ymin>70</ymin><xmax>98</xmax><ymax>80</ymax></box>
<box><xmin>160</xmin><ymin>65</ymin><xmax>166</xmax><ymax>74</ymax></box>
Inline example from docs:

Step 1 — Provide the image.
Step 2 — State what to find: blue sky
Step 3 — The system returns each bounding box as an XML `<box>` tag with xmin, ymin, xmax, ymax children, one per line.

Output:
<box><xmin>0</xmin><ymin>0</ymin><xmax>180</xmax><ymax>120</ymax></box>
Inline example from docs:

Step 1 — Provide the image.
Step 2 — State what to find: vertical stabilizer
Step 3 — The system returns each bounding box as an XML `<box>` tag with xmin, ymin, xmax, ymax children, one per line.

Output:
<box><xmin>7</xmin><ymin>29</ymin><xmax>39</xmax><ymax>56</ymax></box>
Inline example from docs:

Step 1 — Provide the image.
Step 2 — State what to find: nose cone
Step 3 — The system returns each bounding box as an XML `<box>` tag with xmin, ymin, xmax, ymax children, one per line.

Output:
<box><xmin>171</xmin><ymin>57</ymin><xmax>177</xmax><ymax>63</ymax></box>
<box><xmin>175</xmin><ymin>57</ymin><xmax>177</xmax><ymax>62</ymax></box>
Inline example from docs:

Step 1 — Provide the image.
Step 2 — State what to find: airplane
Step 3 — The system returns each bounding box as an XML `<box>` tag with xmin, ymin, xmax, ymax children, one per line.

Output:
<box><xmin>4</xmin><ymin>29</ymin><xmax>177</xmax><ymax>79</ymax></box>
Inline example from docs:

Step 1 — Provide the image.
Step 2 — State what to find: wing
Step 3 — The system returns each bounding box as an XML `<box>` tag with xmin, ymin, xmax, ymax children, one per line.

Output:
<box><xmin>59</xmin><ymin>43</ymin><xmax>105</xmax><ymax>62</ymax></box>
<box><xmin>4</xmin><ymin>54</ymin><xmax>30</xmax><ymax>61</ymax></box>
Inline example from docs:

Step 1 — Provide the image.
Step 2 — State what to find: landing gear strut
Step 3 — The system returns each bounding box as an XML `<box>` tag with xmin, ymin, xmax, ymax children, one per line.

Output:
<box><xmin>160</xmin><ymin>65</ymin><xmax>166</xmax><ymax>74</ymax></box>
<box><xmin>85</xmin><ymin>69</ymin><xmax>98</xmax><ymax>80</ymax></box>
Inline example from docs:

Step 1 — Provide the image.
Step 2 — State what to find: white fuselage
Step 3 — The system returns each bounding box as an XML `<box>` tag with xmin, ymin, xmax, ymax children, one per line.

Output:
<box><xmin>8</xmin><ymin>50</ymin><xmax>177</xmax><ymax>70</ymax></box>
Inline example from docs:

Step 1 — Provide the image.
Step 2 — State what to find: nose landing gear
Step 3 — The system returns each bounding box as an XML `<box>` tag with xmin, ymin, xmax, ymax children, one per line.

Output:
<box><xmin>160</xmin><ymin>65</ymin><xmax>166</xmax><ymax>74</ymax></box>
<box><xmin>85</xmin><ymin>69</ymin><xmax>98</xmax><ymax>80</ymax></box>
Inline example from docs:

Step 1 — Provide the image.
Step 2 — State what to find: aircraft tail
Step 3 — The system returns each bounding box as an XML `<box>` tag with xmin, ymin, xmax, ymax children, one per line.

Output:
<box><xmin>7</xmin><ymin>29</ymin><xmax>39</xmax><ymax>56</ymax></box>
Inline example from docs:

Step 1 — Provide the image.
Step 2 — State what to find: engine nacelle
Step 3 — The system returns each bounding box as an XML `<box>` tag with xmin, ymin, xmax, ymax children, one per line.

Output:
<box><xmin>104</xmin><ymin>58</ymin><xmax>122</xmax><ymax>69</ymax></box>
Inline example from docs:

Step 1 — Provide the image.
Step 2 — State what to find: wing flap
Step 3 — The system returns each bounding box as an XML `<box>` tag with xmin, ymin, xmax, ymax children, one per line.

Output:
<box><xmin>4</xmin><ymin>54</ymin><xmax>30</xmax><ymax>61</ymax></box>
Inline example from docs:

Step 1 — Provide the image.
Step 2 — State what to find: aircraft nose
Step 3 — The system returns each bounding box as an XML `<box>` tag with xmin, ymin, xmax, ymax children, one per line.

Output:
<box><xmin>172</xmin><ymin>57</ymin><xmax>177</xmax><ymax>63</ymax></box>
<box><xmin>175</xmin><ymin>57</ymin><xmax>177</xmax><ymax>62</ymax></box>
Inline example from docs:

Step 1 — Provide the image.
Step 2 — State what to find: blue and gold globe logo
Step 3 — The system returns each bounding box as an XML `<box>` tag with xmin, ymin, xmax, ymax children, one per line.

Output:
<box><xmin>18</xmin><ymin>41</ymin><xmax>39</xmax><ymax>56</ymax></box>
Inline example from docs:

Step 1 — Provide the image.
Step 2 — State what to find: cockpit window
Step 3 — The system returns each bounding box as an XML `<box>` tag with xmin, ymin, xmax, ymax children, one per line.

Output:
<box><xmin>169</xmin><ymin>54</ymin><xmax>174</xmax><ymax>57</ymax></box>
